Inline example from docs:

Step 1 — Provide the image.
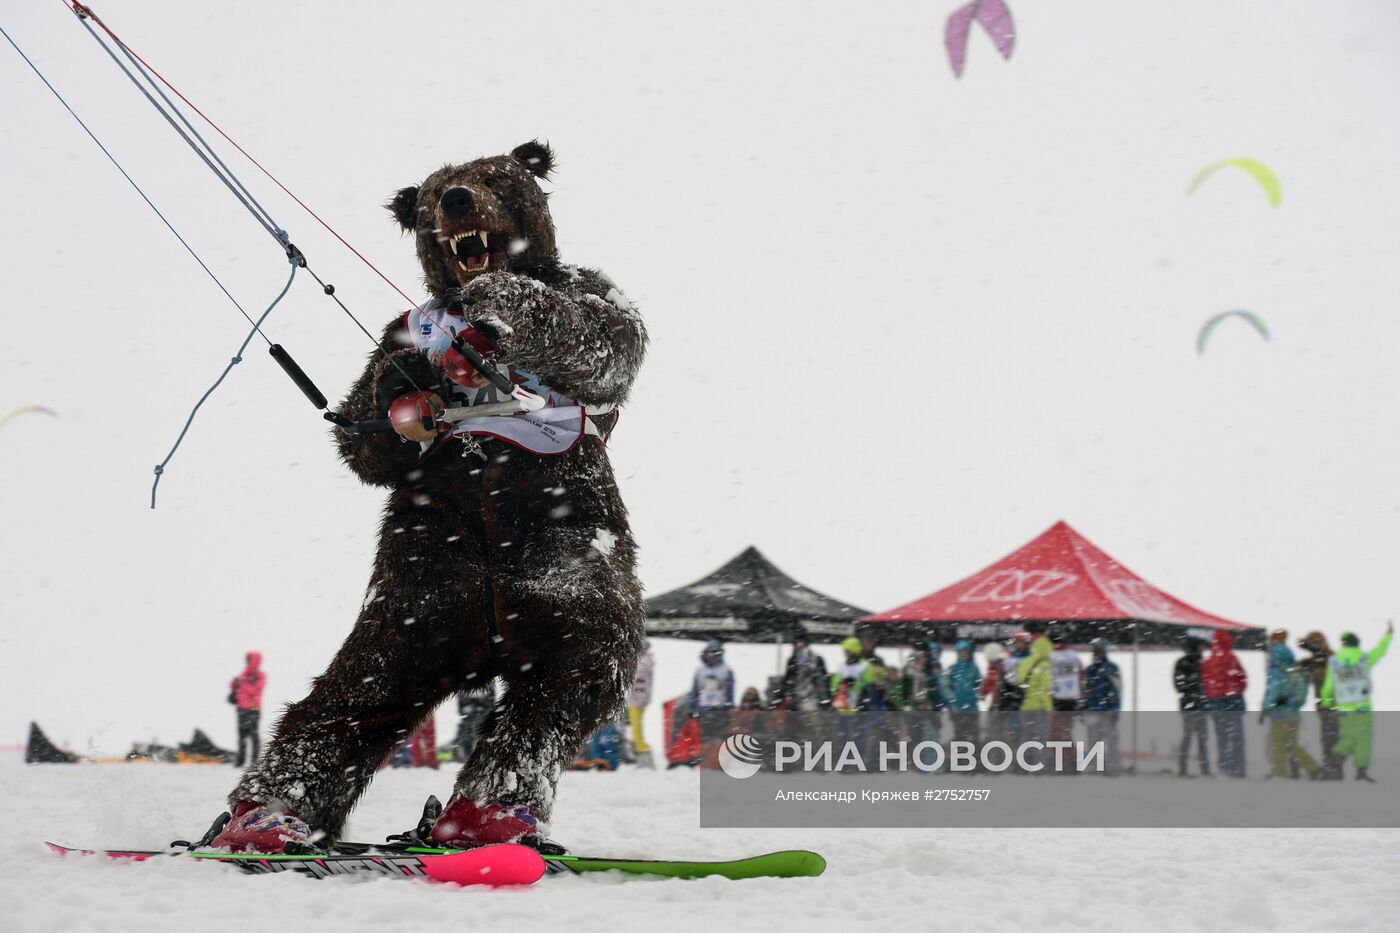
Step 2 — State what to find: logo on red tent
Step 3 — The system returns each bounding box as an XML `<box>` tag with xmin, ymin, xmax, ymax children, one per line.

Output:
<box><xmin>1105</xmin><ymin>579</ymin><xmax>1176</xmax><ymax>618</ymax></box>
<box><xmin>958</xmin><ymin>570</ymin><xmax>1078</xmax><ymax>603</ymax></box>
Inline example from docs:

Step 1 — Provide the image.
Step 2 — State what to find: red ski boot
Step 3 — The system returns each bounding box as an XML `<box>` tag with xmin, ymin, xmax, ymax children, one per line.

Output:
<box><xmin>428</xmin><ymin>794</ymin><xmax>544</xmax><ymax>847</ymax></box>
<box><xmin>207</xmin><ymin>801</ymin><xmax>313</xmax><ymax>854</ymax></box>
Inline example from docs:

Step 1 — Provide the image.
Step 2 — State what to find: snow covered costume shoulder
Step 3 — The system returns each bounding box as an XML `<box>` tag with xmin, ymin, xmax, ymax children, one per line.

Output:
<box><xmin>217</xmin><ymin>141</ymin><xmax>646</xmax><ymax>851</ymax></box>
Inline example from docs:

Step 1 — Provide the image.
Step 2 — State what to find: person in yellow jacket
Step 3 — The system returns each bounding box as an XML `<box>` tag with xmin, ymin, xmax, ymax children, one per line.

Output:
<box><xmin>1018</xmin><ymin>634</ymin><xmax>1054</xmax><ymax>711</ymax></box>
<box><xmin>1016</xmin><ymin>634</ymin><xmax>1054</xmax><ymax>770</ymax></box>
<box><xmin>830</xmin><ymin>637</ymin><xmax>876</xmax><ymax>713</ymax></box>
<box><xmin>1321</xmin><ymin>621</ymin><xmax>1392</xmax><ymax>783</ymax></box>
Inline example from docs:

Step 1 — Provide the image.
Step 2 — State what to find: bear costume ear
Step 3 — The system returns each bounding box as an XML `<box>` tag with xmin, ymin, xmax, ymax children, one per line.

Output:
<box><xmin>511</xmin><ymin>140</ymin><xmax>555</xmax><ymax>179</ymax></box>
<box><xmin>387</xmin><ymin>185</ymin><xmax>420</xmax><ymax>231</ymax></box>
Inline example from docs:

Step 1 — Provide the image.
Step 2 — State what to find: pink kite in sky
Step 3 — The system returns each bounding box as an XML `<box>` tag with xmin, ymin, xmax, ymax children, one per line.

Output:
<box><xmin>945</xmin><ymin>0</ymin><xmax>1015</xmax><ymax>78</ymax></box>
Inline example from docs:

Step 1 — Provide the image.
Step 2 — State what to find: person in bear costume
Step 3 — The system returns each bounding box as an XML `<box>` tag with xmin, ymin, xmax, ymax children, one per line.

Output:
<box><xmin>210</xmin><ymin>141</ymin><xmax>647</xmax><ymax>853</ymax></box>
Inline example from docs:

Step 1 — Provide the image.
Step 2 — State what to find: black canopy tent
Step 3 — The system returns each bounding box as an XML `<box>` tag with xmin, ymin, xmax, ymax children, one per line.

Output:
<box><xmin>645</xmin><ymin>546</ymin><xmax>870</xmax><ymax>645</ymax></box>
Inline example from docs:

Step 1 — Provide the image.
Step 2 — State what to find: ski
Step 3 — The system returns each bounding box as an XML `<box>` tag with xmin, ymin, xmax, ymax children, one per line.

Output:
<box><xmin>328</xmin><ymin>841</ymin><xmax>827</xmax><ymax>880</ymax></box>
<box><xmin>542</xmin><ymin>848</ymin><xmax>826</xmax><ymax>880</ymax></box>
<box><xmin>45</xmin><ymin>841</ymin><xmax>545</xmax><ymax>886</ymax></box>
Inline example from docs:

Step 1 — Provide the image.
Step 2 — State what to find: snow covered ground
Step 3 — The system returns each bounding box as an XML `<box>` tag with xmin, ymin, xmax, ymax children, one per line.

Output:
<box><xmin>3</xmin><ymin>751</ymin><xmax>1398</xmax><ymax>933</ymax></box>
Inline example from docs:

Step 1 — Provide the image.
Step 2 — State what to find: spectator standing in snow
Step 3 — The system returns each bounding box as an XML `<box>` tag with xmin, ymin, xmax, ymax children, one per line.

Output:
<box><xmin>857</xmin><ymin>634</ymin><xmax>903</xmax><ymax>758</ymax></box>
<box><xmin>627</xmin><ymin>642</ymin><xmax>654</xmax><ymax>763</ymax></box>
<box><xmin>831</xmin><ymin>637</ymin><xmax>876</xmax><ymax>760</ymax></box>
<box><xmin>1017</xmin><ymin>634</ymin><xmax>1053</xmax><ymax>769</ymax></box>
<box><xmin>1322</xmin><ymin>622</ymin><xmax>1393</xmax><ymax>782</ymax></box>
<box><xmin>996</xmin><ymin>632</ymin><xmax>1031</xmax><ymax>748</ymax></box>
<box><xmin>782</xmin><ymin>636</ymin><xmax>830</xmax><ymax>712</ymax></box>
<box><xmin>1174</xmin><ymin>637</ymin><xmax>1210</xmax><ymax>777</ymax></box>
<box><xmin>690</xmin><ymin>640</ymin><xmax>735</xmax><ymax>750</ymax></box>
<box><xmin>1297</xmin><ymin>631</ymin><xmax>1342</xmax><ymax>779</ymax></box>
<box><xmin>830</xmin><ymin>637</ymin><xmax>872</xmax><ymax>712</ymax></box>
<box><xmin>1202</xmin><ymin>630</ymin><xmax>1248</xmax><ymax>777</ymax></box>
<box><xmin>455</xmin><ymin>682</ymin><xmax>496</xmax><ymax>761</ymax></box>
<box><xmin>406</xmin><ymin>718</ymin><xmax>439</xmax><ymax>769</ymax></box>
<box><xmin>1049</xmin><ymin>635</ymin><xmax>1084</xmax><ymax>745</ymax></box>
<box><xmin>1084</xmin><ymin>638</ymin><xmax>1122</xmax><ymax>775</ymax></box>
<box><xmin>979</xmin><ymin>642</ymin><xmax>1005</xmax><ymax>745</ymax></box>
<box><xmin>943</xmin><ymin>639</ymin><xmax>982</xmax><ymax>747</ymax></box>
<box><xmin>1263</xmin><ymin>641</ymin><xmax>1318</xmax><ymax>779</ymax></box>
<box><xmin>689</xmin><ymin>640</ymin><xmax>735</xmax><ymax>712</ymax></box>
<box><xmin>898</xmin><ymin>641</ymin><xmax>944</xmax><ymax>748</ymax></box>
<box><xmin>229</xmin><ymin>652</ymin><xmax>266</xmax><ymax>767</ymax></box>
<box><xmin>860</xmin><ymin>633</ymin><xmax>895</xmax><ymax>711</ymax></box>
<box><xmin>1262</xmin><ymin>627</ymin><xmax>1289</xmax><ymax>725</ymax></box>
<box><xmin>979</xmin><ymin>642</ymin><xmax>1004</xmax><ymax>706</ymax></box>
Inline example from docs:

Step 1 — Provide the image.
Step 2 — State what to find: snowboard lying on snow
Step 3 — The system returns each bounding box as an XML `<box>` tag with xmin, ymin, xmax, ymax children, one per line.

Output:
<box><xmin>46</xmin><ymin>840</ymin><xmax>826</xmax><ymax>886</ymax></box>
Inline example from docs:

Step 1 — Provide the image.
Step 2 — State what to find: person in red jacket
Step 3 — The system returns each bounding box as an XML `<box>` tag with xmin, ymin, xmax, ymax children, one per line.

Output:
<box><xmin>979</xmin><ymin>643</ymin><xmax>1007</xmax><ymax>745</ymax></box>
<box><xmin>1201</xmin><ymin>631</ymin><xmax>1248</xmax><ymax>777</ymax></box>
<box><xmin>230</xmin><ymin>652</ymin><xmax>267</xmax><ymax>767</ymax></box>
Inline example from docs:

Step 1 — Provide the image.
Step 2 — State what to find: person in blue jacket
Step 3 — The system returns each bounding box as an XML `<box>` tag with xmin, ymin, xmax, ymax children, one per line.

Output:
<box><xmin>1263</xmin><ymin>641</ymin><xmax>1318</xmax><ymax>779</ymax></box>
<box><xmin>689</xmin><ymin>640</ymin><xmax>736</xmax><ymax>712</ymax></box>
<box><xmin>689</xmin><ymin>640</ymin><xmax>736</xmax><ymax>751</ymax></box>
<box><xmin>942</xmin><ymin>640</ymin><xmax>982</xmax><ymax>747</ymax></box>
<box><xmin>1084</xmin><ymin>638</ymin><xmax>1122</xmax><ymax>775</ymax></box>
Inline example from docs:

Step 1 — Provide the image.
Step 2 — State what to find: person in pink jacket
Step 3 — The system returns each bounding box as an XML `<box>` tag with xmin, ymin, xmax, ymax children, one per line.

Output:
<box><xmin>229</xmin><ymin>652</ymin><xmax>266</xmax><ymax>767</ymax></box>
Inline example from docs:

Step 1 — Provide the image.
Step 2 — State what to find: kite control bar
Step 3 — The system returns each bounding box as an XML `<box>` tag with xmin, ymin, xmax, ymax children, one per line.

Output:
<box><xmin>267</xmin><ymin>329</ymin><xmax>543</xmax><ymax>435</ymax></box>
<box><xmin>324</xmin><ymin>388</ymin><xmax>546</xmax><ymax>434</ymax></box>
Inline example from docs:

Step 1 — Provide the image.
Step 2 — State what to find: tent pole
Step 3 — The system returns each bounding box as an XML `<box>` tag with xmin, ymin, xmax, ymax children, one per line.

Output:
<box><xmin>776</xmin><ymin>630</ymin><xmax>783</xmax><ymax>678</ymax></box>
<box><xmin>1131</xmin><ymin>626</ymin><xmax>1140</xmax><ymax>776</ymax></box>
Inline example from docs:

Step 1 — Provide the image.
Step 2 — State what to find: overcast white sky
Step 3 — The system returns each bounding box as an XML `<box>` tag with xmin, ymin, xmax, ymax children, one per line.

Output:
<box><xmin>2</xmin><ymin>1</ymin><xmax>1398</xmax><ymax>752</ymax></box>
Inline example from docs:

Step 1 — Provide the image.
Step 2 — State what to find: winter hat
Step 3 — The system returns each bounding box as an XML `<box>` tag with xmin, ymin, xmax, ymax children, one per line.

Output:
<box><xmin>841</xmin><ymin>637</ymin><xmax>863</xmax><ymax>655</ymax></box>
<box><xmin>1090</xmin><ymin>637</ymin><xmax>1109</xmax><ymax>654</ymax></box>
<box><xmin>1341</xmin><ymin>632</ymin><xmax>1360</xmax><ymax>648</ymax></box>
<box><xmin>983</xmin><ymin>642</ymin><xmax>1004</xmax><ymax>662</ymax></box>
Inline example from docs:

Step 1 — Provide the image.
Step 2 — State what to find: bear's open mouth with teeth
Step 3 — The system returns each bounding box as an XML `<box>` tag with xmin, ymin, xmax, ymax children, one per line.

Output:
<box><xmin>449</xmin><ymin>228</ymin><xmax>502</xmax><ymax>277</ymax></box>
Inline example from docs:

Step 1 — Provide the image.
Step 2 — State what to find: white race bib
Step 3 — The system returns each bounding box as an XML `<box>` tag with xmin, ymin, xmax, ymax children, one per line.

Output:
<box><xmin>1051</xmin><ymin>652</ymin><xmax>1082</xmax><ymax>699</ymax></box>
<box><xmin>698</xmin><ymin>674</ymin><xmax>726</xmax><ymax>708</ymax></box>
<box><xmin>1332</xmin><ymin>658</ymin><xmax>1371</xmax><ymax>706</ymax></box>
<box><xmin>406</xmin><ymin>300</ymin><xmax>608</xmax><ymax>455</ymax></box>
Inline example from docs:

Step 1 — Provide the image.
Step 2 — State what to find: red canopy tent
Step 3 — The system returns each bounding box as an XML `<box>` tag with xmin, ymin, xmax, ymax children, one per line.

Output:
<box><xmin>858</xmin><ymin>520</ymin><xmax>1264</xmax><ymax>651</ymax></box>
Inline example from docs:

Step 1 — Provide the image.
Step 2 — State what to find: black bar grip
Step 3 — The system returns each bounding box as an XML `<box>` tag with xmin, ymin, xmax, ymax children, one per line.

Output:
<box><xmin>452</xmin><ymin>337</ymin><xmax>515</xmax><ymax>395</ymax></box>
<box><xmin>322</xmin><ymin>412</ymin><xmax>394</xmax><ymax>433</ymax></box>
<box><xmin>269</xmin><ymin>344</ymin><xmax>329</xmax><ymax>409</ymax></box>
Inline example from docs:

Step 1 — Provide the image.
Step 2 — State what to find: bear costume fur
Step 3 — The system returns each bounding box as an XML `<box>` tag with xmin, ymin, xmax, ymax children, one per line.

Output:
<box><xmin>226</xmin><ymin>141</ymin><xmax>647</xmax><ymax>841</ymax></box>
